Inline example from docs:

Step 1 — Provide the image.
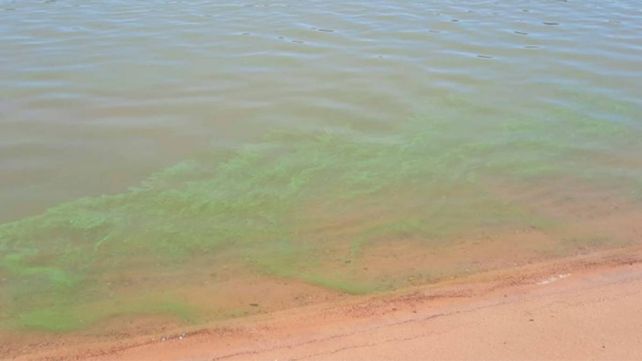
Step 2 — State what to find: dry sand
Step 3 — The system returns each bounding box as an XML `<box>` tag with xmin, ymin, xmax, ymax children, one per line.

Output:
<box><xmin>8</xmin><ymin>245</ymin><xmax>642</xmax><ymax>361</ymax></box>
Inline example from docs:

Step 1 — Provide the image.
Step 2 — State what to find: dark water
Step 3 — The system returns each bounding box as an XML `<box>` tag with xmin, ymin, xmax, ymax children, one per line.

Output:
<box><xmin>1</xmin><ymin>0</ymin><xmax>641</xmax><ymax>334</ymax></box>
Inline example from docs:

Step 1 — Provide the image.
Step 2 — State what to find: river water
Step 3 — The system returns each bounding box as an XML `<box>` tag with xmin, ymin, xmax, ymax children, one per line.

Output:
<box><xmin>1</xmin><ymin>0</ymin><xmax>641</xmax><ymax>335</ymax></box>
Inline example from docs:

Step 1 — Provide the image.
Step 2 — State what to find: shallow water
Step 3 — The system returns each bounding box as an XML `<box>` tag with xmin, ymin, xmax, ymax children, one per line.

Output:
<box><xmin>1</xmin><ymin>0</ymin><xmax>641</xmax><ymax>334</ymax></box>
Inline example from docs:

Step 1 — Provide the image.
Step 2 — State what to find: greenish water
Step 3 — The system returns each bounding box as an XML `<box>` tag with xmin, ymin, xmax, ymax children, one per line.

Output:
<box><xmin>2</xmin><ymin>96</ymin><xmax>641</xmax><ymax>332</ymax></box>
<box><xmin>1</xmin><ymin>0</ymin><xmax>641</xmax><ymax>335</ymax></box>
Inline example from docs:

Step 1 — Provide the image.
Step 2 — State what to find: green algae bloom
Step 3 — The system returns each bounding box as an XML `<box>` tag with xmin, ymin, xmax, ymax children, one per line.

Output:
<box><xmin>1</xmin><ymin>97</ymin><xmax>641</xmax><ymax>332</ymax></box>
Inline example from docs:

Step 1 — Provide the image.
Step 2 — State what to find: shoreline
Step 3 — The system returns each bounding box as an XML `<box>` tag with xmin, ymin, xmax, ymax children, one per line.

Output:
<box><xmin>7</xmin><ymin>244</ymin><xmax>642</xmax><ymax>360</ymax></box>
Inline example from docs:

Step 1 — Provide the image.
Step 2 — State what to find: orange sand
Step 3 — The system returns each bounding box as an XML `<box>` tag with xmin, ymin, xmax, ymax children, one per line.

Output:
<box><xmin>7</xmin><ymin>245</ymin><xmax>642</xmax><ymax>361</ymax></box>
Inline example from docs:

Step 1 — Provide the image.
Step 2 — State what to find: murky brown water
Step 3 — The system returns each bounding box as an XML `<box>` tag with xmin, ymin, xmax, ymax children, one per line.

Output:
<box><xmin>2</xmin><ymin>0</ymin><xmax>640</xmax><ymax>222</ymax></box>
<box><xmin>1</xmin><ymin>0</ymin><xmax>641</xmax><ymax>339</ymax></box>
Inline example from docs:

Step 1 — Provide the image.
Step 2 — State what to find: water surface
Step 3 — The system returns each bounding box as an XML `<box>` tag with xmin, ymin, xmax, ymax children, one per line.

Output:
<box><xmin>1</xmin><ymin>0</ymin><xmax>641</xmax><ymax>335</ymax></box>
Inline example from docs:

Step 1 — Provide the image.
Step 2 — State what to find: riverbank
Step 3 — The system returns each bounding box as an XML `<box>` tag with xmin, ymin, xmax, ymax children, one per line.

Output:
<box><xmin>7</xmin><ymin>244</ymin><xmax>642</xmax><ymax>361</ymax></box>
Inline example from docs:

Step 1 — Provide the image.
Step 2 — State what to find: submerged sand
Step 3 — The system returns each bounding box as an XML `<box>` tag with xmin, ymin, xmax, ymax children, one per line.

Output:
<box><xmin>7</xmin><ymin>245</ymin><xmax>642</xmax><ymax>361</ymax></box>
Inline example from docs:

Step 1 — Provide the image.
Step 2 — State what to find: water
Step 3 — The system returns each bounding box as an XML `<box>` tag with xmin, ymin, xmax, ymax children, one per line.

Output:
<box><xmin>1</xmin><ymin>0</ymin><xmax>641</xmax><ymax>337</ymax></box>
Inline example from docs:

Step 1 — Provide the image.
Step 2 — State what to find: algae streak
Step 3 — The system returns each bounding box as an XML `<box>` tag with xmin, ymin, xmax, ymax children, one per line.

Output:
<box><xmin>1</xmin><ymin>98</ymin><xmax>641</xmax><ymax>332</ymax></box>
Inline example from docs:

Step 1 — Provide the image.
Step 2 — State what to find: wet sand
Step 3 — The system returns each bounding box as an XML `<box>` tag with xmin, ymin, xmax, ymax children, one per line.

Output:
<box><xmin>9</xmin><ymin>245</ymin><xmax>642</xmax><ymax>361</ymax></box>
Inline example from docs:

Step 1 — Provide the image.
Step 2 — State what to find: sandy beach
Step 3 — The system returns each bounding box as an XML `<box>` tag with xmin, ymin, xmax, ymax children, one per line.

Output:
<box><xmin>6</xmin><ymin>245</ymin><xmax>642</xmax><ymax>361</ymax></box>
